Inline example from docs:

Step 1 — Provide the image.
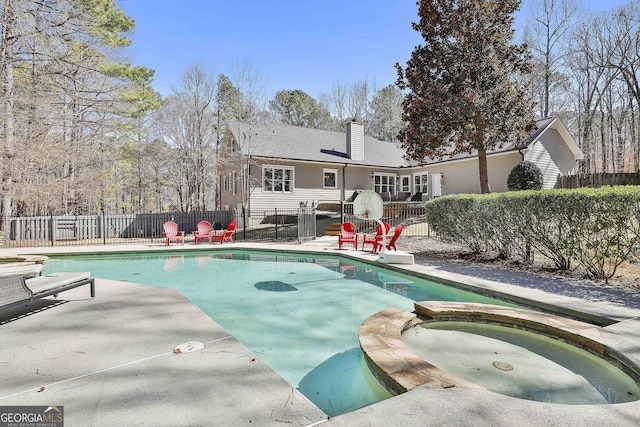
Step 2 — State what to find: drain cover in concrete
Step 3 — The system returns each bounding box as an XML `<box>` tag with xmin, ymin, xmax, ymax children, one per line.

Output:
<box><xmin>174</xmin><ymin>341</ymin><xmax>204</xmax><ymax>354</ymax></box>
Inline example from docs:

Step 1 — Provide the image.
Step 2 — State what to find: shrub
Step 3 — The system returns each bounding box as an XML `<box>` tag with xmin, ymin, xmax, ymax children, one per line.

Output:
<box><xmin>507</xmin><ymin>161</ymin><xmax>543</xmax><ymax>191</ymax></box>
<box><xmin>425</xmin><ymin>186</ymin><xmax>640</xmax><ymax>282</ymax></box>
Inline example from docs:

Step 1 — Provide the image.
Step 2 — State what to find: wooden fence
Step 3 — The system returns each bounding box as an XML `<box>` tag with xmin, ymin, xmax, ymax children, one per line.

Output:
<box><xmin>556</xmin><ymin>173</ymin><xmax>640</xmax><ymax>189</ymax></box>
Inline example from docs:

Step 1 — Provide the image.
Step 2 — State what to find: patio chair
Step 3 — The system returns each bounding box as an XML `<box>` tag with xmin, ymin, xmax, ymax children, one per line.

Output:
<box><xmin>362</xmin><ymin>222</ymin><xmax>390</xmax><ymax>254</ymax></box>
<box><xmin>0</xmin><ymin>262</ymin><xmax>43</xmax><ymax>278</ymax></box>
<box><xmin>193</xmin><ymin>221</ymin><xmax>212</xmax><ymax>244</ymax></box>
<box><xmin>0</xmin><ymin>272</ymin><xmax>95</xmax><ymax>310</ymax></box>
<box><xmin>338</xmin><ymin>222</ymin><xmax>358</xmax><ymax>250</ymax></box>
<box><xmin>213</xmin><ymin>220</ymin><xmax>237</xmax><ymax>244</ymax></box>
<box><xmin>163</xmin><ymin>221</ymin><xmax>185</xmax><ymax>246</ymax></box>
<box><xmin>376</xmin><ymin>223</ymin><xmax>404</xmax><ymax>252</ymax></box>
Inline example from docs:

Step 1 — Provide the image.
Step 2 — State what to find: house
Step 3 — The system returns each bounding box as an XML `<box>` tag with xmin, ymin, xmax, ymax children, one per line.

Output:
<box><xmin>218</xmin><ymin>117</ymin><xmax>582</xmax><ymax>214</ymax></box>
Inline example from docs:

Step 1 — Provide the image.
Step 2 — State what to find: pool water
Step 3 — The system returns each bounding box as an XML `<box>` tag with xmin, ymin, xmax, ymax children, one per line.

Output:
<box><xmin>46</xmin><ymin>250</ymin><xmax>513</xmax><ymax>416</ymax></box>
<box><xmin>403</xmin><ymin>322</ymin><xmax>640</xmax><ymax>404</ymax></box>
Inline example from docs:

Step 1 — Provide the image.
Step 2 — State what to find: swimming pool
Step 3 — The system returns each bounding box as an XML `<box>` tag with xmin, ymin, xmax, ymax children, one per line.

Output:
<box><xmin>45</xmin><ymin>250</ymin><xmax>516</xmax><ymax>416</ymax></box>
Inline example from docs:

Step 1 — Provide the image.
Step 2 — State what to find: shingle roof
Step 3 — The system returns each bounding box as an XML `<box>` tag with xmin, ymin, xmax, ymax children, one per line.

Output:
<box><xmin>225</xmin><ymin>117</ymin><xmax>575</xmax><ymax>168</ymax></box>
<box><xmin>226</xmin><ymin>121</ymin><xmax>410</xmax><ymax>168</ymax></box>
<box><xmin>414</xmin><ymin>117</ymin><xmax>561</xmax><ymax>165</ymax></box>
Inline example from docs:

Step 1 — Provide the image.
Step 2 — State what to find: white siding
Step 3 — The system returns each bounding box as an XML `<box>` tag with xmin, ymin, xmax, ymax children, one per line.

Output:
<box><xmin>249</xmin><ymin>188</ymin><xmax>341</xmax><ymax>212</ymax></box>
<box><xmin>525</xmin><ymin>128</ymin><xmax>577</xmax><ymax>189</ymax></box>
<box><xmin>414</xmin><ymin>152</ymin><xmax>521</xmax><ymax>197</ymax></box>
<box><xmin>487</xmin><ymin>153</ymin><xmax>521</xmax><ymax>192</ymax></box>
<box><xmin>346</xmin><ymin>121</ymin><xmax>365</xmax><ymax>161</ymax></box>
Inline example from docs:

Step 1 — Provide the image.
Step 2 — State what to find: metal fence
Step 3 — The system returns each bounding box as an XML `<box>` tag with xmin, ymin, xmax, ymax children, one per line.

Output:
<box><xmin>341</xmin><ymin>201</ymin><xmax>429</xmax><ymax>237</ymax></box>
<box><xmin>0</xmin><ymin>201</ymin><xmax>428</xmax><ymax>248</ymax></box>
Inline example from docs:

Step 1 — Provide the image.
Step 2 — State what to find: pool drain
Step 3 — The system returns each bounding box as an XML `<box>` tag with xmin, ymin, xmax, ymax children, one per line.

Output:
<box><xmin>174</xmin><ymin>341</ymin><xmax>204</xmax><ymax>354</ymax></box>
<box><xmin>492</xmin><ymin>361</ymin><xmax>514</xmax><ymax>371</ymax></box>
<box><xmin>254</xmin><ymin>281</ymin><xmax>298</xmax><ymax>292</ymax></box>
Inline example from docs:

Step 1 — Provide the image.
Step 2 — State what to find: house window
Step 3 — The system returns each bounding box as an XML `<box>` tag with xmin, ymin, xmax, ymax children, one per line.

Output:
<box><xmin>232</xmin><ymin>171</ymin><xmax>237</xmax><ymax>195</ymax></box>
<box><xmin>323</xmin><ymin>168</ymin><xmax>337</xmax><ymax>188</ymax></box>
<box><xmin>414</xmin><ymin>173</ymin><xmax>429</xmax><ymax>194</ymax></box>
<box><xmin>400</xmin><ymin>175</ymin><xmax>410</xmax><ymax>193</ymax></box>
<box><xmin>223</xmin><ymin>174</ymin><xmax>229</xmax><ymax>192</ymax></box>
<box><xmin>263</xmin><ymin>166</ymin><xmax>293</xmax><ymax>192</ymax></box>
<box><xmin>373</xmin><ymin>173</ymin><xmax>396</xmax><ymax>194</ymax></box>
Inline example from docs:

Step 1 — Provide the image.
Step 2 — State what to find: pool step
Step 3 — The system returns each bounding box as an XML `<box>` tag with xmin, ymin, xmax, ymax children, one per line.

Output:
<box><xmin>324</xmin><ymin>223</ymin><xmax>342</xmax><ymax>236</ymax></box>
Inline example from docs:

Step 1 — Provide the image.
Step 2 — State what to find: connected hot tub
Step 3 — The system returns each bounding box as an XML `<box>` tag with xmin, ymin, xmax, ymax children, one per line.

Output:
<box><xmin>359</xmin><ymin>302</ymin><xmax>640</xmax><ymax>404</ymax></box>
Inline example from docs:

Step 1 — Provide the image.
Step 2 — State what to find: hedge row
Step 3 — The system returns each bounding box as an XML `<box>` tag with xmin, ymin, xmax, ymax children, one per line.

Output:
<box><xmin>424</xmin><ymin>186</ymin><xmax>640</xmax><ymax>282</ymax></box>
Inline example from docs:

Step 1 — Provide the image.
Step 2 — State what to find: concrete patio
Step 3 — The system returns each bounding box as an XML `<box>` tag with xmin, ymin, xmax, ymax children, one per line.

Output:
<box><xmin>1</xmin><ymin>242</ymin><xmax>639</xmax><ymax>426</ymax></box>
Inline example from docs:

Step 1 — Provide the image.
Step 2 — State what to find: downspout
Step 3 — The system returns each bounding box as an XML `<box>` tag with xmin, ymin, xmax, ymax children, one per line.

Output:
<box><xmin>518</xmin><ymin>148</ymin><xmax>526</xmax><ymax>161</ymax></box>
<box><xmin>342</xmin><ymin>164</ymin><xmax>347</xmax><ymax>201</ymax></box>
<box><xmin>341</xmin><ymin>164</ymin><xmax>347</xmax><ymax>224</ymax></box>
<box><xmin>247</xmin><ymin>155</ymin><xmax>251</xmax><ymax>214</ymax></box>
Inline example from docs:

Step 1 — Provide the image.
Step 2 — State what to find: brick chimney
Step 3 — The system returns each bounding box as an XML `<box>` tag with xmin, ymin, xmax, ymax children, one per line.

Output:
<box><xmin>346</xmin><ymin>120</ymin><xmax>364</xmax><ymax>161</ymax></box>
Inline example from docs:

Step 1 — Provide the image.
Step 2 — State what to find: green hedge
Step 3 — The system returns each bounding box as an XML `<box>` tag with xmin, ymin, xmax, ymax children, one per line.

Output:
<box><xmin>424</xmin><ymin>186</ymin><xmax>640</xmax><ymax>282</ymax></box>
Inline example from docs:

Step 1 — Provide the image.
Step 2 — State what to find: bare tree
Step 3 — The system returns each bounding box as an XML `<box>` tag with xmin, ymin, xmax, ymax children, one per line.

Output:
<box><xmin>156</xmin><ymin>64</ymin><xmax>218</xmax><ymax>211</ymax></box>
<box><xmin>347</xmin><ymin>79</ymin><xmax>372</xmax><ymax>123</ymax></box>
<box><xmin>231</xmin><ymin>59</ymin><xmax>269</xmax><ymax>211</ymax></box>
<box><xmin>525</xmin><ymin>0</ymin><xmax>578</xmax><ymax>118</ymax></box>
<box><xmin>368</xmin><ymin>84</ymin><xmax>403</xmax><ymax>142</ymax></box>
<box><xmin>0</xmin><ymin>0</ymin><xmax>160</xmax><ymax>222</ymax></box>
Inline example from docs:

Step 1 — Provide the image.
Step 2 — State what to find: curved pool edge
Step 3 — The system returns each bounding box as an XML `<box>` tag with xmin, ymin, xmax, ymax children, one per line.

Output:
<box><xmin>358</xmin><ymin>302</ymin><xmax>640</xmax><ymax>399</ymax></box>
<box><xmin>4</xmin><ymin>242</ymin><xmax>640</xmax><ymax>425</ymax></box>
<box><xmin>357</xmin><ymin>307</ymin><xmax>485</xmax><ymax>395</ymax></box>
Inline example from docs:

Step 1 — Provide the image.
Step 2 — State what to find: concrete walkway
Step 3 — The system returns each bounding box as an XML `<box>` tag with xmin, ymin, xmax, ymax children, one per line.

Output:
<box><xmin>1</xmin><ymin>241</ymin><xmax>639</xmax><ymax>426</ymax></box>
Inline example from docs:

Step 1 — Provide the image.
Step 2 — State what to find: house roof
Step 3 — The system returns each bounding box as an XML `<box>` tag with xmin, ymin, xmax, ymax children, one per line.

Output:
<box><xmin>225</xmin><ymin>117</ymin><xmax>582</xmax><ymax>168</ymax></box>
<box><xmin>226</xmin><ymin>121</ymin><xmax>410</xmax><ymax>168</ymax></box>
<box><xmin>415</xmin><ymin>117</ymin><xmax>582</xmax><ymax>165</ymax></box>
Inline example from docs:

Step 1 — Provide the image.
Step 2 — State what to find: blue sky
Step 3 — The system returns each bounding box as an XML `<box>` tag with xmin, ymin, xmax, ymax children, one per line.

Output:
<box><xmin>118</xmin><ymin>0</ymin><xmax>629</xmax><ymax>101</ymax></box>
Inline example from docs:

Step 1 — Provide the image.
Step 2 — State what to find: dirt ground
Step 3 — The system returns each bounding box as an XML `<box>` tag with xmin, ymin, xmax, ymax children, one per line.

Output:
<box><xmin>398</xmin><ymin>236</ymin><xmax>640</xmax><ymax>289</ymax></box>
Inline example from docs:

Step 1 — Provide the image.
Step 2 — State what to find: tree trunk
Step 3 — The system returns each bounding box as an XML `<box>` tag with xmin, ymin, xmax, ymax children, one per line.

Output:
<box><xmin>475</xmin><ymin>123</ymin><xmax>490</xmax><ymax>194</ymax></box>
<box><xmin>477</xmin><ymin>145</ymin><xmax>491</xmax><ymax>194</ymax></box>
<box><xmin>1</xmin><ymin>0</ymin><xmax>16</xmax><ymax>227</ymax></box>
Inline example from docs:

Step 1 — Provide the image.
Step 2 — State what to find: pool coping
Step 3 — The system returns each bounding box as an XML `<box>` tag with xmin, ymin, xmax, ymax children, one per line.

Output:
<box><xmin>2</xmin><ymin>242</ymin><xmax>640</xmax><ymax>426</ymax></box>
<box><xmin>358</xmin><ymin>302</ymin><xmax>640</xmax><ymax>398</ymax></box>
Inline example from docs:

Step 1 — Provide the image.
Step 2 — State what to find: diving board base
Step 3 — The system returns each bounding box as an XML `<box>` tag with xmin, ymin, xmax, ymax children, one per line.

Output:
<box><xmin>377</xmin><ymin>252</ymin><xmax>414</xmax><ymax>265</ymax></box>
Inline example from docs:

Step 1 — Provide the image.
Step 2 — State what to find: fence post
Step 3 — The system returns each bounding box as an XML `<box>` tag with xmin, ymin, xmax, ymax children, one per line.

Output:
<box><xmin>274</xmin><ymin>207</ymin><xmax>278</xmax><ymax>240</ymax></box>
<box><xmin>102</xmin><ymin>211</ymin><xmax>106</xmax><ymax>245</ymax></box>
<box><xmin>242</xmin><ymin>206</ymin><xmax>246</xmax><ymax>240</ymax></box>
<box><xmin>49</xmin><ymin>213</ymin><xmax>54</xmax><ymax>246</ymax></box>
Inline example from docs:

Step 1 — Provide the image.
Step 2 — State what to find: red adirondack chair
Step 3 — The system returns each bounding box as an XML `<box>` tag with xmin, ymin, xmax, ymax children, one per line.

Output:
<box><xmin>163</xmin><ymin>221</ymin><xmax>185</xmax><ymax>246</ymax></box>
<box><xmin>362</xmin><ymin>222</ymin><xmax>390</xmax><ymax>253</ymax></box>
<box><xmin>213</xmin><ymin>220</ymin><xmax>237</xmax><ymax>244</ymax></box>
<box><xmin>338</xmin><ymin>222</ymin><xmax>358</xmax><ymax>250</ymax></box>
<box><xmin>376</xmin><ymin>223</ymin><xmax>404</xmax><ymax>252</ymax></box>
<box><xmin>193</xmin><ymin>221</ymin><xmax>212</xmax><ymax>244</ymax></box>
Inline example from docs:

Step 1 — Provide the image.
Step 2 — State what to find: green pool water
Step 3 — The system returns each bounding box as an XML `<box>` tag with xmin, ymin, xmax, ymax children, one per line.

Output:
<box><xmin>45</xmin><ymin>250</ymin><xmax>512</xmax><ymax>416</ymax></box>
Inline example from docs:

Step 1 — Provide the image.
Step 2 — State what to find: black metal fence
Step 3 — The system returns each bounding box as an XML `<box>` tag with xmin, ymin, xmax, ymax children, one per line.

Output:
<box><xmin>0</xmin><ymin>207</ymin><xmax>314</xmax><ymax>248</ymax></box>
<box><xmin>341</xmin><ymin>201</ymin><xmax>429</xmax><ymax>237</ymax></box>
<box><xmin>0</xmin><ymin>201</ymin><xmax>428</xmax><ymax>248</ymax></box>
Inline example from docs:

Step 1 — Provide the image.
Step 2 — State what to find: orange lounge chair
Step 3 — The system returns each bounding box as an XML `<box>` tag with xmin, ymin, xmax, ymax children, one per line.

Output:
<box><xmin>377</xmin><ymin>223</ymin><xmax>404</xmax><ymax>252</ymax></box>
<box><xmin>213</xmin><ymin>220</ymin><xmax>237</xmax><ymax>244</ymax></box>
<box><xmin>362</xmin><ymin>222</ymin><xmax>390</xmax><ymax>253</ymax></box>
<box><xmin>338</xmin><ymin>222</ymin><xmax>358</xmax><ymax>250</ymax></box>
<box><xmin>193</xmin><ymin>221</ymin><xmax>212</xmax><ymax>244</ymax></box>
<box><xmin>163</xmin><ymin>221</ymin><xmax>185</xmax><ymax>246</ymax></box>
